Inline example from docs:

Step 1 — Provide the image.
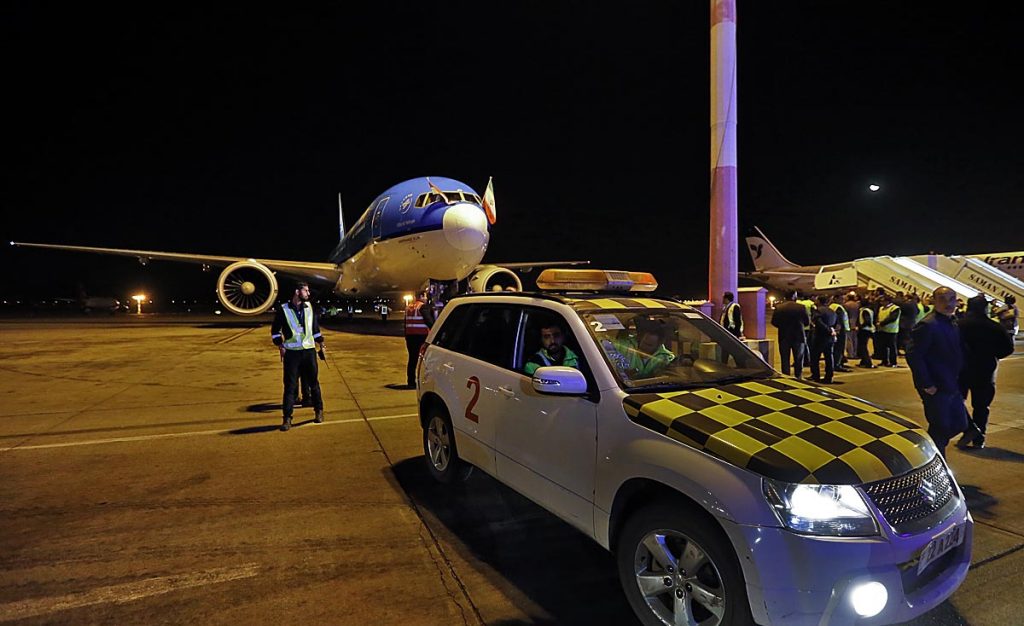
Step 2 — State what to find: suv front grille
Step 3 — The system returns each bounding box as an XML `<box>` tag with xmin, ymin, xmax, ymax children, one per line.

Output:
<box><xmin>862</xmin><ymin>455</ymin><xmax>956</xmax><ymax>534</ymax></box>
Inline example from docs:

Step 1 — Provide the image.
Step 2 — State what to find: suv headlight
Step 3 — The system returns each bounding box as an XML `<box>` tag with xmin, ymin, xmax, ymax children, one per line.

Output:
<box><xmin>763</xmin><ymin>478</ymin><xmax>878</xmax><ymax>536</ymax></box>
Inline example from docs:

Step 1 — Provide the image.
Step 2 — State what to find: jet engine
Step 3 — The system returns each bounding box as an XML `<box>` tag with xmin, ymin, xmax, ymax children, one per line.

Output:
<box><xmin>216</xmin><ymin>260</ymin><xmax>279</xmax><ymax>315</ymax></box>
<box><xmin>466</xmin><ymin>265</ymin><xmax>522</xmax><ymax>293</ymax></box>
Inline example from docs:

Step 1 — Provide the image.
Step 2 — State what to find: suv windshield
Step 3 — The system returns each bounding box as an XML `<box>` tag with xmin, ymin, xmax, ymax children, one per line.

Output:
<box><xmin>582</xmin><ymin>309</ymin><xmax>773</xmax><ymax>391</ymax></box>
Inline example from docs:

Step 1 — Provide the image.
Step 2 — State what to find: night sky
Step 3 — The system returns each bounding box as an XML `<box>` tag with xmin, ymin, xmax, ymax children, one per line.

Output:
<box><xmin>3</xmin><ymin>2</ymin><xmax>1022</xmax><ymax>302</ymax></box>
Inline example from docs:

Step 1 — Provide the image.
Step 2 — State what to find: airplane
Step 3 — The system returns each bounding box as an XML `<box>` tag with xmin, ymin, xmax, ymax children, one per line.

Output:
<box><xmin>742</xmin><ymin>226</ymin><xmax>1024</xmax><ymax>303</ymax></box>
<box><xmin>12</xmin><ymin>177</ymin><xmax>584</xmax><ymax>316</ymax></box>
<box><xmin>965</xmin><ymin>252</ymin><xmax>1024</xmax><ymax>282</ymax></box>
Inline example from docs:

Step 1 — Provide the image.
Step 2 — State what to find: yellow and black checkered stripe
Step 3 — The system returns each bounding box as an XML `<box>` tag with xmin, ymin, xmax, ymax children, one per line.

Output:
<box><xmin>623</xmin><ymin>377</ymin><xmax>936</xmax><ymax>485</ymax></box>
<box><xmin>569</xmin><ymin>297</ymin><xmax>691</xmax><ymax>311</ymax></box>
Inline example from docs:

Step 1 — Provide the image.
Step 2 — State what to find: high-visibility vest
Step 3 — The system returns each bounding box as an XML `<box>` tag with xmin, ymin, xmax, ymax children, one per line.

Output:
<box><xmin>797</xmin><ymin>299</ymin><xmax>815</xmax><ymax>329</ymax></box>
<box><xmin>405</xmin><ymin>301</ymin><xmax>430</xmax><ymax>336</ymax></box>
<box><xmin>720</xmin><ymin>302</ymin><xmax>744</xmax><ymax>335</ymax></box>
<box><xmin>878</xmin><ymin>304</ymin><xmax>900</xmax><ymax>334</ymax></box>
<box><xmin>282</xmin><ymin>302</ymin><xmax>316</xmax><ymax>350</ymax></box>
<box><xmin>859</xmin><ymin>307</ymin><xmax>875</xmax><ymax>332</ymax></box>
<box><xmin>829</xmin><ymin>303</ymin><xmax>850</xmax><ymax>331</ymax></box>
<box><xmin>916</xmin><ymin>303</ymin><xmax>928</xmax><ymax>323</ymax></box>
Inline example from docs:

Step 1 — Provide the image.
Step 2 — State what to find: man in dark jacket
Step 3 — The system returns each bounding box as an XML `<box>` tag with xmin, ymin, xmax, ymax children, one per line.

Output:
<box><xmin>270</xmin><ymin>282</ymin><xmax>325</xmax><ymax>431</ymax></box>
<box><xmin>771</xmin><ymin>292</ymin><xmax>810</xmax><ymax>378</ymax></box>
<box><xmin>809</xmin><ymin>295</ymin><xmax>839</xmax><ymax>383</ymax></box>
<box><xmin>906</xmin><ymin>287</ymin><xmax>969</xmax><ymax>456</ymax></box>
<box><xmin>956</xmin><ymin>295</ymin><xmax>1015</xmax><ymax>449</ymax></box>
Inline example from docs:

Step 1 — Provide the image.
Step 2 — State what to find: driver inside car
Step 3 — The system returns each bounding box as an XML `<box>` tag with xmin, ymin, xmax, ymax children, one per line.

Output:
<box><xmin>524</xmin><ymin>322</ymin><xmax>580</xmax><ymax>376</ymax></box>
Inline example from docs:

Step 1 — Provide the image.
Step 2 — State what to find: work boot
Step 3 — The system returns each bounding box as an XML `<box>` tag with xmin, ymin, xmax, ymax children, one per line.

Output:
<box><xmin>314</xmin><ymin>409</ymin><xmax>324</xmax><ymax>424</ymax></box>
<box><xmin>973</xmin><ymin>433</ymin><xmax>986</xmax><ymax>449</ymax></box>
<box><xmin>281</xmin><ymin>417</ymin><xmax>292</xmax><ymax>432</ymax></box>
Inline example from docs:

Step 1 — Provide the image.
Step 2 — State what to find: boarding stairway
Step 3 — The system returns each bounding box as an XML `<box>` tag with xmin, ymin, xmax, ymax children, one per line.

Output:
<box><xmin>812</xmin><ymin>255</ymin><xmax>1017</xmax><ymax>305</ymax></box>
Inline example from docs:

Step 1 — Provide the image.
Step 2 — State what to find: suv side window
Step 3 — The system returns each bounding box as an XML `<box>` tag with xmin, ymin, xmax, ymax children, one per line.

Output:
<box><xmin>518</xmin><ymin>307</ymin><xmax>595</xmax><ymax>386</ymax></box>
<box><xmin>432</xmin><ymin>303</ymin><xmax>471</xmax><ymax>349</ymax></box>
<box><xmin>448</xmin><ymin>304</ymin><xmax>521</xmax><ymax>369</ymax></box>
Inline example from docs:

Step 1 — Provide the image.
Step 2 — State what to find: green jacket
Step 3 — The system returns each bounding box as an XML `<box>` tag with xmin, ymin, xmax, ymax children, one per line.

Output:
<box><xmin>614</xmin><ymin>336</ymin><xmax>676</xmax><ymax>378</ymax></box>
<box><xmin>524</xmin><ymin>346</ymin><xmax>579</xmax><ymax>376</ymax></box>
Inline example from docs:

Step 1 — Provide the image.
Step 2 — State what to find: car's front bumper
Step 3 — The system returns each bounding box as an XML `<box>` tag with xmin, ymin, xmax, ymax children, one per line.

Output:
<box><xmin>723</xmin><ymin>500</ymin><xmax>972</xmax><ymax>626</ymax></box>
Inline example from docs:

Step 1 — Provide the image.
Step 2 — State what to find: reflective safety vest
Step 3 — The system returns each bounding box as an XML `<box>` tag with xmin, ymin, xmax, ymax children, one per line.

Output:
<box><xmin>859</xmin><ymin>307</ymin><xmax>875</xmax><ymax>332</ymax></box>
<box><xmin>829</xmin><ymin>303</ymin><xmax>850</xmax><ymax>332</ymax></box>
<box><xmin>404</xmin><ymin>301</ymin><xmax>430</xmax><ymax>336</ymax></box>
<box><xmin>797</xmin><ymin>299</ymin><xmax>815</xmax><ymax>330</ymax></box>
<box><xmin>877</xmin><ymin>304</ymin><xmax>900</xmax><ymax>334</ymax></box>
<box><xmin>916</xmin><ymin>303</ymin><xmax>928</xmax><ymax>323</ymax></box>
<box><xmin>720</xmin><ymin>302</ymin><xmax>744</xmax><ymax>335</ymax></box>
<box><xmin>282</xmin><ymin>302</ymin><xmax>316</xmax><ymax>350</ymax></box>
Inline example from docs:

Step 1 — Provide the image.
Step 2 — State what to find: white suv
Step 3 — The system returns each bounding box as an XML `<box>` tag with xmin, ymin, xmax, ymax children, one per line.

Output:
<box><xmin>416</xmin><ymin>279</ymin><xmax>971</xmax><ymax>626</ymax></box>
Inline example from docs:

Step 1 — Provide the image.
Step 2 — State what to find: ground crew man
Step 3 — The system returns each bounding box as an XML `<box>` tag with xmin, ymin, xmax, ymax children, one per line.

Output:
<box><xmin>403</xmin><ymin>291</ymin><xmax>435</xmax><ymax>388</ymax></box>
<box><xmin>271</xmin><ymin>282</ymin><xmax>325</xmax><ymax>431</ymax></box>
<box><xmin>857</xmin><ymin>300</ymin><xmax>876</xmax><ymax>368</ymax></box>
<box><xmin>876</xmin><ymin>294</ymin><xmax>901</xmax><ymax>367</ymax></box>
<box><xmin>829</xmin><ymin>295</ymin><xmax>851</xmax><ymax>371</ymax></box>
<box><xmin>525</xmin><ymin>322</ymin><xmax>580</xmax><ymax>376</ymax></box>
<box><xmin>720</xmin><ymin>291</ymin><xmax>743</xmax><ymax>338</ymax></box>
<box><xmin>771</xmin><ymin>292</ymin><xmax>810</xmax><ymax>378</ymax></box>
<box><xmin>379</xmin><ymin>301</ymin><xmax>390</xmax><ymax>321</ymax></box>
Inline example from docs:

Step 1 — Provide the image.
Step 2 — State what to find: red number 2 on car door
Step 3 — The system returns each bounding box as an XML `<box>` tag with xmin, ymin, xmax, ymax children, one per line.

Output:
<box><xmin>465</xmin><ymin>376</ymin><xmax>480</xmax><ymax>423</ymax></box>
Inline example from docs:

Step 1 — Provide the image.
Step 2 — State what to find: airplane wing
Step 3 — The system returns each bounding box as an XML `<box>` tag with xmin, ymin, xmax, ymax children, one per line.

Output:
<box><xmin>744</xmin><ymin>270</ymin><xmax>817</xmax><ymax>276</ymax></box>
<box><xmin>11</xmin><ymin>242</ymin><xmax>342</xmax><ymax>285</ymax></box>
<box><xmin>483</xmin><ymin>260</ymin><xmax>590</xmax><ymax>272</ymax></box>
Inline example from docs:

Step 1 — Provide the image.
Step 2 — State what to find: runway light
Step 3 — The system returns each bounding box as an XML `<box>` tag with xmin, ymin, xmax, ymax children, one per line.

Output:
<box><xmin>132</xmin><ymin>294</ymin><xmax>146</xmax><ymax>314</ymax></box>
<box><xmin>868</xmin><ymin>184</ymin><xmax>880</xmax><ymax>192</ymax></box>
<box><xmin>850</xmin><ymin>581</ymin><xmax>887</xmax><ymax>617</ymax></box>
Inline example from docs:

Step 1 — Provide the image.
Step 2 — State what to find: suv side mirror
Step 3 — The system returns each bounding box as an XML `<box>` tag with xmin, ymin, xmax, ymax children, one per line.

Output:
<box><xmin>531</xmin><ymin>366</ymin><xmax>588</xmax><ymax>395</ymax></box>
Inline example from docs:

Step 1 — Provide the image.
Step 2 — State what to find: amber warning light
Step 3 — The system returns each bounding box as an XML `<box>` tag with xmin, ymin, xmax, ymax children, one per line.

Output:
<box><xmin>535</xmin><ymin>269</ymin><xmax>658</xmax><ymax>292</ymax></box>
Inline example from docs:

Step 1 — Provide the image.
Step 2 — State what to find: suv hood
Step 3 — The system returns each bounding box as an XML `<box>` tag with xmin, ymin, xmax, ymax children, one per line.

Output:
<box><xmin>623</xmin><ymin>377</ymin><xmax>936</xmax><ymax>485</ymax></box>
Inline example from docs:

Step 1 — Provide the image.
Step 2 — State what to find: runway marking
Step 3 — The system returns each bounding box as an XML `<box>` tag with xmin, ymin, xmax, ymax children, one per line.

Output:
<box><xmin>0</xmin><ymin>412</ymin><xmax>418</xmax><ymax>452</ymax></box>
<box><xmin>0</xmin><ymin>563</ymin><xmax>260</xmax><ymax>621</ymax></box>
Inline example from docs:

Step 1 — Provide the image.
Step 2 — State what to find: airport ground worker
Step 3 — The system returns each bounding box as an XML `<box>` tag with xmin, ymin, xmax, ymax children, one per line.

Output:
<box><xmin>843</xmin><ymin>292</ymin><xmax>860</xmax><ymax>360</ymax></box>
<box><xmin>876</xmin><ymin>294</ymin><xmax>901</xmax><ymax>367</ymax></box>
<box><xmin>771</xmin><ymin>292</ymin><xmax>810</xmax><ymax>378</ymax></box>
<box><xmin>809</xmin><ymin>295</ymin><xmax>838</xmax><ymax>383</ymax></box>
<box><xmin>857</xmin><ymin>300</ymin><xmax>877</xmax><ymax>368</ymax></box>
<box><xmin>270</xmin><ymin>282</ymin><xmax>325</xmax><ymax>431</ymax></box>
<box><xmin>906</xmin><ymin>286</ymin><xmax>969</xmax><ymax>456</ymax></box>
<box><xmin>719</xmin><ymin>291</ymin><xmax>744</xmax><ymax>338</ymax></box>
<box><xmin>524</xmin><ymin>322</ymin><xmax>580</xmax><ymax>376</ymax></box>
<box><xmin>956</xmin><ymin>295</ymin><xmax>1015</xmax><ymax>449</ymax></box>
<box><xmin>830</xmin><ymin>294</ymin><xmax>851</xmax><ymax>371</ymax></box>
<box><xmin>404</xmin><ymin>291</ymin><xmax>434</xmax><ymax>388</ymax></box>
<box><xmin>898</xmin><ymin>294</ymin><xmax>919</xmax><ymax>355</ymax></box>
<box><xmin>993</xmin><ymin>295</ymin><xmax>1019</xmax><ymax>338</ymax></box>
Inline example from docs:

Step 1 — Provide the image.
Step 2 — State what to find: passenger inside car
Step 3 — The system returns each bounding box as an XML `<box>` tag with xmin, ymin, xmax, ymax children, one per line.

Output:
<box><xmin>613</xmin><ymin>320</ymin><xmax>676</xmax><ymax>379</ymax></box>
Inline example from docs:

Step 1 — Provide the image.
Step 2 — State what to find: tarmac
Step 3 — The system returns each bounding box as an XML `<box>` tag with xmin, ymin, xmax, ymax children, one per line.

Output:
<box><xmin>0</xmin><ymin>314</ymin><xmax>1021</xmax><ymax>625</ymax></box>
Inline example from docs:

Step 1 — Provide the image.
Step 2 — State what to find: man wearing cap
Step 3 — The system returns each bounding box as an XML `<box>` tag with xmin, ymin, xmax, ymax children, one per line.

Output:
<box><xmin>270</xmin><ymin>282</ymin><xmax>325</xmax><ymax>431</ymax></box>
<box><xmin>906</xmin><ymin>287</ymin><xmax>969</xmax><ymax>456</ymax></box>
<box><xmin>956</xmin><ymin>295</ymin><xmax>1014</xmax><ymax>449</ymax></box>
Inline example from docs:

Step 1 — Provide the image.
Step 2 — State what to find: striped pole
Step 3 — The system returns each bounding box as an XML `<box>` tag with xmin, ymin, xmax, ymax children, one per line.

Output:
<box><xmin>709</xmin><ymin>0</ymin><xmax>738</xmax><ymax>319</ymax></box>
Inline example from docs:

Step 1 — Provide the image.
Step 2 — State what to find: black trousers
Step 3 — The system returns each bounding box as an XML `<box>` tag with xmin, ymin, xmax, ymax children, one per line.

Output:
<box><xmin>778</xmin><ymin>339</ymin><xmax>806</xmax><ymax>377</ymax></box>
<box><xmin>877</xmin><ymin>332</ymin><xmax>898</xmax><ymax>366</ymax></box>
<box><xmin>405</xmin><ymin>335</ymin><xmax>426</xmax><ymax>385</ymax></box>
<box><xmin>809</xmin><ymin>340</ymin><xmax>835</xmax><ymax>382</ymax></box>
<box><xmin>857</xmin><ymin>330</ymin><xmax>874</xmax><ymax>366</ymax></box>
<box><xmin>282</xmin><ymin>348</ymin><xmax>323</xmax><ymax>417</ymax></box>
<box><xmin>960</xmin><ymin>377</ymin><xmax>997</xmax><ymax>433</ymax></box>
<box><xmin>834</xmin><ymin>329</ymin><xmax>847</xmax><ymax>366</ymax></box>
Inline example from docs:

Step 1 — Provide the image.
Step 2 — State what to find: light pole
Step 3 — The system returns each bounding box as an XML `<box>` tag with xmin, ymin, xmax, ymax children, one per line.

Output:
<box><xmin>132</xmin><ymin>294</ymin><xmax>146</xmax><ymax>314</ymax></box>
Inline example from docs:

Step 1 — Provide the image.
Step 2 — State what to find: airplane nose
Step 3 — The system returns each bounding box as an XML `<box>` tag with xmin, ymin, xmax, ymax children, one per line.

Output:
<box><xmin>442</xmin><ymin>202</ymin><xmax>489</xmax><ymax>251</ymax></box>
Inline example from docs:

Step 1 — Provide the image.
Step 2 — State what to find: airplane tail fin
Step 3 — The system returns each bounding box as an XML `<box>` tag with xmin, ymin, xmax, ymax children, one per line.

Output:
<box><xmin>338</xmin><ymin>193</ymin><xmax>346</xmax><ymax>242</ymax></box>
<box><xmin>482</xmin><ymin>176</ymin><xmax>496</xmax><ymax>224</ymax></box>
<box><xmin>745</xmin><ymin>226</ymin><xmax>798</xmax><ymax>270</ymax></box>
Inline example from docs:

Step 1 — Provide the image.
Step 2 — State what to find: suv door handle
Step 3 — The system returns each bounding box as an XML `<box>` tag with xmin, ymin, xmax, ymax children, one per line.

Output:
<box><xmin>442</xmin><ymin>363</ymin><xmax>455</xmax><ymax>372</ymax></box>
<box><xmin>498</xmin><ymin>385</ymin><xmax>516</xmax><ymax>398</ymax></box>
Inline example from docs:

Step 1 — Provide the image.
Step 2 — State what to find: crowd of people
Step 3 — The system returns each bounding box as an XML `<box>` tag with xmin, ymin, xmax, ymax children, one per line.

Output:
<box><xmin>772</xmin><ymin>286</ymin><xmax>1017</xmax><ymax>455</ymax></box>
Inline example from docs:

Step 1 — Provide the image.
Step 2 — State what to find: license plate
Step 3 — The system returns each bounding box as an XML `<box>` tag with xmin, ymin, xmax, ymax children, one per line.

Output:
<box><xmin>918</xmin><ymin>523</ymin><xmax>964</xmax><ymax>575</ymax></box>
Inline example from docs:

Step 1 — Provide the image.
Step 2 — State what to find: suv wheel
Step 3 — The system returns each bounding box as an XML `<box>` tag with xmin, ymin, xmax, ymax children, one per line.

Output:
<box><xmin>422</xmin><ymin>407</ymin><xmax>472</xmax><ymax>483</ymax></box>
<box><xmin>617</xmin><ymin>504</ymin><xmax>752</xmax><ymax>626</ymax></box>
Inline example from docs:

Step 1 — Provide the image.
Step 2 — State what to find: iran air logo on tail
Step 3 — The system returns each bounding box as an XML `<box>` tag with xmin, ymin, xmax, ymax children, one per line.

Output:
<box><xmin>750</xmin><ymin>243</ymin><xmax>764</xmax><ymax>260</ymax></box>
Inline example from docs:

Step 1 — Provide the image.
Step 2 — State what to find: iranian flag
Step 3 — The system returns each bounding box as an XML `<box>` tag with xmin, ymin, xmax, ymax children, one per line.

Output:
<box><xmin>482</xmin><ymin>176</ymin><xmax>496</xmax><ymax>224</ymax></box>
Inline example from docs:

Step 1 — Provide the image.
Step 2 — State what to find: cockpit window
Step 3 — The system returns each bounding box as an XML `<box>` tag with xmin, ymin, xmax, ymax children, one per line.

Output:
<box><xmin>414</xmin><ymin>190</ymin><xmax>481</xmax><ymax>208</ymax></box>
